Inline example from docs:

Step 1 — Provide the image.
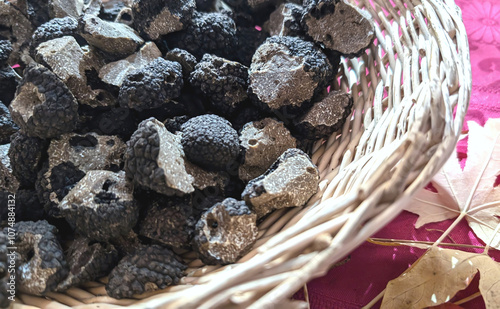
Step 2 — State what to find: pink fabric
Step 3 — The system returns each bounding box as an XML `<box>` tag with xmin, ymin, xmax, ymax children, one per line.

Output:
<box><xmin>294</xmin><ymin>1</ymin><xmax>500</xmax><ymax>307</ymax></box>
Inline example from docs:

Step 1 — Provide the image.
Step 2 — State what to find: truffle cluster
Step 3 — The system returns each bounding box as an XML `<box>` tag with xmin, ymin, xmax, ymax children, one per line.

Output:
<box><xmin>0</xmin><ymin>0</ymin><xmax>371</xmax><ymax>300</ymax></box>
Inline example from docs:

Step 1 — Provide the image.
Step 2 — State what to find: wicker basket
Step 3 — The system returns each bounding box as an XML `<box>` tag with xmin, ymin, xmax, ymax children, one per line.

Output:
<box><xmin>14</xmin><ymin>0</ymin><xmax>471</xmax><ymax>307</ymax></box>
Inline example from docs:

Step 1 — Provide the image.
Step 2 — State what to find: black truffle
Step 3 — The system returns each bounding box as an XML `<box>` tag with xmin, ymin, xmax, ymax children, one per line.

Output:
<box><xmin>124</xmin><ymin>118</ymin><xmax>194</xmax><ymax>196</ymax></box>
<box><xmin>181</xmin><ymin>114</ymin><xmax>240</xmax><ymax>171</ymax></box>
<box><xmin>31</xmin><ymin>17</ymin><xmax>80</xmax><ymax>51</ymax></box>
<box><xmin>165</xmin><ymin>48</ymin><xmax>198</xmax><ymax>79</ymax></box>
<box><xmin>247</xmin><ymin>36</ymin><xmax>334</xmax><ymax>118</ymax></box>
<box><xmin>105</xmin><ymin>245</ymin><xmax>186</xmax><ymax>299</ymax></box>
<box><xmin>167</xmin><ymin>12</ymin><xmax>237</xmax><ymax>59</ymax></box>
<box><xmin>7</xmin><ymin>220</ymin><xmax>67</xmax><ymax>295</ymax></box>
<box><xmin>118</xmin><ymin>58</ymin><xmax>184</xmax><ymax>111</ymax></box>
<box><xmin>193</xmin><ymin>198</ymin><xmax>258</xmax><ymax>265</ymax></box>
<box><xmin>132</xmin><ymin>0</ymin><xmax>196</xmax><ymax>40</ymax></box>
<box><xmin>0</xmin><ymin>67</ymin><xmax>18</xmax><ymax>106</ymax></box>
<box><xmin>0</xmin><ymin>102</ymin><xmax>18</xmax><ymax>145</ymax></box>
<box><xmin>235</xmin><ymin>25</ymin><xmax>269</xmax><ymax>66</ymax></box>
<box><xmin>9</xmin><ymin>63</ymin><xmax>79</xmax><ymax>139</ymax></box>
<box><xmin>8</xmin><ymin>132</ymin><xmax>47</xmax><ymax>187</ymax></box>
<box><xmin>0</xmin><ymin>40</ymin><xmax>12</xmax><ymax>67</ymax></box>
<box><xmin>163</xmin><ymin>115</ymin><xmax>190</xmax><ymax>133</ymax></box>
<box><xmin>189</xmin><ymin>54</ymin><xmax>248</xmax><ymax>116</ymax></box>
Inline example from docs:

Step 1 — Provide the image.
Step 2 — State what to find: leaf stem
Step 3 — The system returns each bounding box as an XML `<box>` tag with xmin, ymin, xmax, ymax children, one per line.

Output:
<box><xmin>368</xmin><ymin>237</ymin><xmax>486</xmax><ymax>249</ymax></box>
<box><xmin>453</xmin><ymin>291</ymin><xmax>481</xmax><ymax>305</ymax></box>
<box><xmin>362</xmin><ymin>288</ymin><xmax>385</xmax><ymax>309</ymax></box>
<box><xmin>433</xmin><ymin>212</ymin><xmax>466</xmax><ymax>247</ymax></box>
<box><xmin>484</xmin><ymin>222</ymin><xmax>500</xmax><ymax>255</ymax></box>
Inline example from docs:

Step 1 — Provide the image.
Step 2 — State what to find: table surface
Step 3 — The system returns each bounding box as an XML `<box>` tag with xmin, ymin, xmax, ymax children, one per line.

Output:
<box><xmin>294</xmin><ymin>0</ymin><xmax>500</xmax><ymax>308</ymax></box>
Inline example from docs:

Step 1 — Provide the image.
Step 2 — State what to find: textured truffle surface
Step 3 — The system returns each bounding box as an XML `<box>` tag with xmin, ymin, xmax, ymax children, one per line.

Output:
<box><xmin>189</xmin><ymin>54</ymin><xmax>248</xmax><ymax>116</ymax></box>
<box><xmin>294</xmin><ymin>90</ymin><xmax>353</xmax><ymax>139</ymax></box>
<box><xmin>59</xmin><ymin>170</ymin><xmax>138</xmax><ymax>241</ymax></box>
<box><xmin>248</xmin><ymin>36</ymin><xmax>333</xmax><ymax>117</ymax></box>
<box><xmin>7</xmin><ymin>220</ymin><xmax>67</xmax><ymax>295</ymax></box>
<box><xmin>31</xmin><ymin>17</ymin><xmax>79</xmax><ymax>50</ymax></box>
<box><xmin>239</xmin><ymin>118</ymin><xmax>297</xmax><ymax>182</ymax></box>
<box><xmin>9</xmin><ymin>63</ymin><xmax>79</xmax><ymax>139</ymax></box>
<box><xmin>166</xmin><ymin>48</ymin><xmax>198</xmax><ymax>79</ymax></box>
<box><xmin>0</xmin><ymin>40</ymin><xmax>12</xmax><ymax>66</ymax></box>
<box><xmin>106</xmin><ymin>245</ymin><xmax>186</xmax><ymax>299</ymax></box>
<box><xmin>124</xmin><ymin>118</ymin><xmax>194</xmax><ymax>195</ymax></box>
<box><xmin>302</xmin><ymin>0</ymin><xmax>375</xmax><ymax>57</ymax></box>
<box><xmin>0</xmin><ymin>67</ymin><xmax>18</xmax><ymax>106</ymax></box>
<box><xmin>193</xmin><ymin>198</ymin><xmax>258</xmax><ymax>265</ymax></box>
<box><xmin>0</xmin><ymin>102</ymin><xmax>18</xmax><ymax>145</ymax></box>
<box><xmin>132</xmin><ymin>0</ymin><xmax>195</xmax><ymax>39</ymax></box>
<box><xmin>241</xmin><ymin>148</ymin><xmax>319</xmax><ymax>218</ymax></box>
<box><xmin>8</xmin><ymin>132</ymin><xmax>47</xmax><ymax>187</ymax></box>
<box><xmin>118</xmin><ymin>58</ymin><xmax>184</xmax><ymax>111</ymax></box>
<box><xmin>181</xmin><ymin>115</ymin><xmax>240</xmax><ymax>171</ymax></box>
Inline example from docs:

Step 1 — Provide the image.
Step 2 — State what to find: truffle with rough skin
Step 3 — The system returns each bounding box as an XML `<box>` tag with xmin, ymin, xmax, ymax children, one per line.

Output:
<box><xmin>30</xmin><ymin>17</ymin><xmax>81</xmax><ymax>51</ymax></box>
<box><xmin>8</xmin><ymin>132</ymin><xmax>47</xmax><ymax>188</ymax></box>
<box><xmin>36</xmin><ymin>132</ymin><xmax>126</xmax><ymax>216</ymax></box>
<box><xmin>0</xmin><ymin>40</ymin><xmax>12</xmax><ymax>67</ymax></box>
<box><xmin>193</xmin><ymin>198</ymin><xmax>258</xmax><ymax>265</ymax></box>
<box><xmin>9</xmin><ymin>63</ymin><xmax>79</xmax><ymax>139</ymax></box>
<box><xmin>294</xmin><ymin>90</ymin><xmax>353</xmax><ymax>139</ymax></box>
<box><xmin>189</xmin><ymin>54</ymin><xmax>248</xmax><ymax>116</ymax></box>
<box><xmin>163</xmin><ymin>115</ymin><xmax>190</xmax><ymax>133</ymax></box>
<box><xmin>167</xmin><ymin>11</ymin><xmax>237</xmax><ymax>59</ymax></box>
<box><xmin>0</xmin><ymin>231</ymin><xmax>9</xmax><ymax>308</ymax></box>
<box><xmin>105</xmin><ymin>245</ymin><xmax>186</xmax><ymax>299</ymax></box>
<box><xmin>235</xmin><ymin>24</ymin><xmax>269</xmax><ymax>66</ymax></box>
<box><xmin>241</xmin><ymin>148</ymin><xmax>319</xmax><ymax>218</ymax></box>
<box><xmin>118</xmin><ymin>58</ymin><xmax>184</xmax><ymax>111</ymax></box>
<box><xmin>230</xmin><ymin>102</ymin><xmax>270</xmax><ymax>131</ymax></box>
<box><xmin>1</xmin><ymin>189</ymin><xmax>44</xmax><ymax>222</ymax></box>
<box><xmin>264</xmin><ymin>3</ymin><xmax>304</xmax><ymax>37</ymax></box>
<box><xmin>124</xmin><ymin>118</ymin><xmax>194</xmax><ymax>196</ymax></box>
<box><xmin>165</xmin><ymin>48</ymin><xmax>198</xmax><ymax>79</ymax></box>
<box><xmin>0</xmin><ymin>102</ymin><xmax>18</xmax><ymax>145</ymax></box>
<box><xmin>301</xmin><ymin>0</ymin><xmax>375</xmax><ymax>57</ymax></box>
<box><xmin>239</xmin><ymin>118</ymin><xmax>297</xmax><ymax>182</ymax></box>
<box><xmin>181</xmin><ymin>114</ymin><xmax>240</xmax><ymax>171</ymax></box>
<box><xmin>132</xmin><ymin>0</ymin><xmax>196</xmax><ymax>40</ymax></box>
<box><xmin>7</xmin><ymin>220</ymin><xmax>67</xmax><ymax>295</ymax></box>
<box><xmin>138</xmin><ymin>193</ymin><xmax>196</xmax><ymax>248</ymax></box>
<box><xmin>57</xmin><ymin>237</ymin><xmax>119</xmax><ymax>291</ymax></box>
<box><xmin>247</xmin><ymin>36</ymin><xmax>333</xmax><ymax>118</ymax></box>
<box><xmin>0</xmin><ymin>67</ymin><xmax>18</xmax><ymax>106</ymax></box>
<box><xmin>59</xmin><ymin>171</ymin><xmax>138</xmax><ymax>241</ymax></box>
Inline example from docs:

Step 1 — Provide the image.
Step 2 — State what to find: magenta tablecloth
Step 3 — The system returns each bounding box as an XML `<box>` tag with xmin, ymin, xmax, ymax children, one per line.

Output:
<box><xmin>295</xmin><ymin>1</ymin><xmax>500</xmax><ymax>307</ymax></box>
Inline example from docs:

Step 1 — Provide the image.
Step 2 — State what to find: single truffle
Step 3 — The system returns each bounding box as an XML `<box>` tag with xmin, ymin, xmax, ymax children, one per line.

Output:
<box><xmin>31</xmin><ymin>16</ymin><xmax>80</xmax><ymax>51</ymax></box>
<box><xmin>124</xmin><ymin>118</ymin><xmax>195</xmax><ymax>196</ymax></box>
<box><xmin>301</xmin><ymin>0</ymin><xmax>375</xmax><ymax>57</ymax></box>
<box><xmin>241</xmin><ymin>148</ymin><xmax>319</xmax><ymax>218</ymax></box>
<box><xmin>239</xmin><ymin>118</ymin><xmax>297</xmax><ymax>182</ymax></box>
<box><xmin>78</xmin><ymin>14</ymin><xmax>144</xmax><ymax>56</ymax></box>
<box><xmin>294</xmin><ymin>90</ymin><xmax>353</xmax><ymax>139</ymax></box>
<box><xmin>9</xmin><ymin>63</ymin><xmax>79</xmax><ymax>139</ymax></box>
<box><xmin>167</xmin><ymin>11</ymin><xmax>237</xmax><ymax>59</ymax></box>
<box><xmin>0</xmin><ymin>102</ymin><xmax>18</xmax><ymax>145</ymax></box>
<box><xmin>138</xmin><ymin>193</ymin><xmax>196</xmax><ymax>248</ymax></box>
<box><xmin>264</xmin><ymin>3</ymin><xmax>304</xmax><ymax>37</ymax></box>
<box><xmin>8</xmin><ymin>132</ymin><xmax>47</xmax><ymax>188</ymax></box>
<box><xmin>57</xmin><ymin>237</ymin><xmax>119</xmax><ymax>291</ymax></box>
<box><xmin>132</xmin><ymin>0</ymin><xmax>196</xmax><ymax>40</ymax></box>
<box><xmin>247</xmin><ymin>36</ymin><xmax>333</xmax><ymax>118</ymax></box>
<box><xmin>165</xmin><ymin>48</ymin><xmax>198</xmax><ymax>79</ymax></box>
<box><xmin>193</xmin><ymin>198</ymin><xmax>258</xmax><ymax>265</ymax></box>
<box><xmin>105</xmin><ymin>245</ymin><xmax>186</xmax><ymax>299</ymax></box>
<box><xmin>7</xmin><ymin>220</ymin><xmax>67</xmax><ymax>295</ymax></box>
<box><xmin>118</xmin><ymin>58</ymin><xmax>184</xmax><ymax>111</ymax></box>
<box><xmin>189</xmin><ymin>54</ymin><xmax>248</xmax><ymax>116</ymax></box>
<box><xmin>59</xmin><ymin>170</ymin><xmax>139</xmax><ymax>241</ymax></box>
<box><xmin>181</xmin><ymin>114</ymin><xmax>240</xmax><ymax>171</ymax></box>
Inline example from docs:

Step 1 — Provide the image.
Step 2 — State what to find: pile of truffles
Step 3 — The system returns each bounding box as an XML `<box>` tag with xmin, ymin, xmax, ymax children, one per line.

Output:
<box><xmin>0</xmin><ymin>0</ymin><xmax>373</xmax><ymax>301</ymax></box>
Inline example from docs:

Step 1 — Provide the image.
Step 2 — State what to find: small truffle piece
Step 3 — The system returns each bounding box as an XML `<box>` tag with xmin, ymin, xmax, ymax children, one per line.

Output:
<box><xmin>181</xmin><ymin>115</ymin><xmax>240</xmax><ymax>171</ymax></box>
<box><xmin>193</xmin><ymin>198</ymin><xmax>258</xmax><ymax>265</ymax></box>
<box><xmin>124</xmin><ymin>118</ymin><xmax>194</xmax><ymax>196</ymax></box>
<box><xmin>99</xmin><ymin>42</ymin><xmax>162</xmax><ymax>88</ymax></box>
<box><xmin>8</xmin><ymin>132</ymin><xmax>47</xmax><ymax>188</ymax></box>
<box><xmin>239</xmin><ymin>118</ymin><xmax>297</xmax><ymax>182</ymax></box>
<box><xmin>31</xmin><ymin>17</ymin><xmax>80</xmax><ymax>50</ymax></box>
<box><xmin>0</xmin><ymin>67</ymin><xmax>18</xmax><ymax>106</ymax></box>
<box><xmin>301</xmin><ymin>0</ymin><xmax>375</xmax><ymax>57</ymax></box>
<box><xmin>0</xmin><ymin>144</ymin><xmax>19</xmax><ymax>193</ymax></box>
<box><xmin>166</xmin><ymin>48</ymin><xmax>198</xmax><ymax>79</ymax></box>
<box><xmin>59</xmin><ymin>170</ymin><xmax>138</xmax><ymax>241</ymax></box>
<box><xmin>115</xmin><ymin>6</ymin><xmax>134</xmax><ymax>26</ymax></box>
<box><xmin>0</xmin><ymin>40</ymin><xmax>12</xmax><ymax>66</ymax></box>
<box><xmin>132</xmin><ymin>0</ymin><xmax>195</xmax><ymax>40</ymax></box>
<box><xmin>57</xmin><ymin>237</ymin><xmax>119</xmax><ymax>291</ymax></box>
<box><xmin>242</xmin><ymin>148</ymin><xmax>319</xmax><ymax>218</ymax></box>
<box><xmin>106</xmin><ymin>245</ymin><xmax>186</xmax><ymax>299</ymax></box>
<box><xmin>294</xmin><ymin>90</ymin><xmax>353</xmax><ymax>139</ymax></box>
<box><xmin>0</xmin><ymin>102</ymin><xmax>18</xmax><ymax>144</ymax></box>
<box><xmin>248</xmin><ymin>36</ymin><xmax>333</xmax><ymax>118</ymax></box>
<box><xmin>78</xmin><ymin>14</ymin><xmax>144</xmax><ymax>56</ymax></box>
<box><xmin>189</xmin><ymin>54</ymin><xmax>248</xmax><ymax>116</ymax></box>
<box><xmin>167</xmin><ymin>11</ymin><xmax>237</xmax><ymax>59</ymax></box>
<box><xmin>138</xmin><ymin>193</ymin><xmax>196</xmax><ymax>248</ymax></box>
<box><xmin>264</xmin><ymin>3</ymin><xmax>304</xmax><ymax>37</ymax></box>
<box><xmin>0</xmin><ymin>231</ymin><xmax>10</xmax><ymax>308</ymax></box>
<box><xmin>163</xmin><ymin>115</ymin><xmax>190</xmax><ymax>133</ymax></box>
<box><xmin>9</xmin><ymin>63</ymin><xmax>79</xmax><ymax>139</ymax></box>
<box><xmin>7</xmin><ymin>220</ymin><xmax>68</xmax><ymax>295</ymax></box>
<box><xmin>118</xmin><ymin>58</ymin><xmax>184</xmax><ymax>111</ymax></box>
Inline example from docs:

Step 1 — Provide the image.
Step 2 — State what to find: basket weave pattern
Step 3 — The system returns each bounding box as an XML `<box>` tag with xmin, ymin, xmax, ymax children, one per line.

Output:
<box><xmin>15</xmin><ymin>0</ymin><xmax>471</xmax><ymax>307</ymax></box>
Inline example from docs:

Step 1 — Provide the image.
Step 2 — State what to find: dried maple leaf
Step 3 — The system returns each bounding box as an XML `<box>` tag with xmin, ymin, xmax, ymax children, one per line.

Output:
<box><xmin>405</xmin><ymin>118</ymin><xmax>500</xmax><ymax>249</ymax></box>
<box><xmin>381</xmin><ymin>247</ymin><xmax>500</xmax><ymax>309</ymax></box>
